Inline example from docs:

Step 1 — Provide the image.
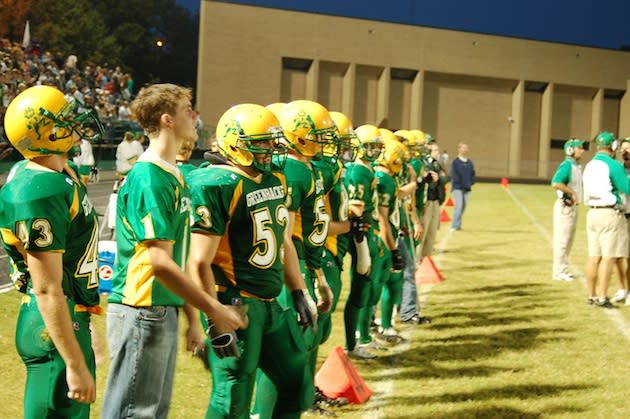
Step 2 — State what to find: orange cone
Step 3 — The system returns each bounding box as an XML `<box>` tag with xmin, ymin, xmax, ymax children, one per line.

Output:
<box><xmin>501</xmin><ymin>177</ymin><xmax>509</xmax><ymax>187</ymax></box>
<box><xmin>445</xmin><ymin>196</ymin><xmax>454</xmax><ymax>207</ymax></box>
<box><xmin>440</xmin><ymin>209</ymin><xmax>451</xmax><ymax>222</ymax></box>
<box><xmin>315</xmin><ymin>346</ymin><xmax>372</xmax><ymax>404</ymax></box>
<box><xmin>415</xmin><ymin>256</ymin><xmax>445</xmax><ymax>285</ymax></box>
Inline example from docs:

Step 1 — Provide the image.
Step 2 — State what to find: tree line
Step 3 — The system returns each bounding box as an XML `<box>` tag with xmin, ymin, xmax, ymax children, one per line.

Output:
<box><xmin>0</xmin><ymin>0</ymin><xmax>199</xmax><ymax>88</ymax></box>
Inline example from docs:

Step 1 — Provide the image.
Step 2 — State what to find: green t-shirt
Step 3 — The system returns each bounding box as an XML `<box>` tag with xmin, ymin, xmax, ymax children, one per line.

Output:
<box><xmin>345</xmin><ymin>161</ymin><xmax>379</xmax><ymax>228</ymax></box>
<box><xmin>0</xmin><ymin>160</ymin><xmax>100</xmax><ymax>307</ymax></box>
<box><xmin>189</xmin><ymin>165</ymin><xmax>288</xmax><ymax>299</ymax></box>
<box><xmin>284</xmin><ymin>157</ymin><xmax>330</xmax><ymax>269</ymax></box>
<box><xmin>108</xmin><ymin>155</ymin><xmax>191</xmax><ymax>307</ymax></box>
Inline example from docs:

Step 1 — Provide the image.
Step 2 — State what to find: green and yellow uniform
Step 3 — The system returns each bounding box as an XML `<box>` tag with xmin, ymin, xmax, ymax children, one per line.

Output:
<box><xmin>376</xmin><ymin>169</ymin><xmax>403</xmax><ymax>330</ymax></box>
<box><xmin>253</xmin><ymin>156</ymin><xmax>330</xmax><ymax>417</ymax></box>
<box><xmin>0</xmin><ymin>160</ymin><xmax>99</xmax><ymax>419</ymax></box>
<box><xmin>321</xmin><ymin>159</ymin><xmax>350</xmax><ymax>343</ymax></box>
<box><xmin>189</xmin><ymin>164</ymin><xmax>311</xmax><ymax>418</ymax></box>
<box><xmin>344</xmin><ymin>160</ymin><xmax>388</xmax><ymax>349</ymax></box>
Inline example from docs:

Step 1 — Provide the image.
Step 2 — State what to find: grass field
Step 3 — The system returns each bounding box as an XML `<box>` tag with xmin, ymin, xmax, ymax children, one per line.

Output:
<box><xmin>2</xmin><ymin>182</ymin><xmax>630</xmax><ymax>418</ymax></box>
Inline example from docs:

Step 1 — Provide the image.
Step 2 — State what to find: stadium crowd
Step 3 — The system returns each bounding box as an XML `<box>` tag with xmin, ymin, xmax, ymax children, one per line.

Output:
<box><xmin>1</xmin><ymin>39</ymin><xmax>135</xmax><ymax>147</ymax></box>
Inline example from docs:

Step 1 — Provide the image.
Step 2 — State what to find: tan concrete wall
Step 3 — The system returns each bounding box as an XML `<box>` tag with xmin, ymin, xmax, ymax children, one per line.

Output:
<box><xmin>197</xmin><ymin>1</ymin><xmax>630</xmax><ymax>178</ymax></box>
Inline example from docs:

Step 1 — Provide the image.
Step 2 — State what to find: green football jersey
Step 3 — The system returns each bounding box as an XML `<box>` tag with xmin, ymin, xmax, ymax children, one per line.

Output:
<box><xmin>109</xmin><ymin>154</ymin><xmax>191</xmax><ymax>307</ymax></box>
<box><xmin>345</xmin><ymin>161</ymin><xmax>379</xmax><ymax>228</ymax></box>
<box><xmin>376</xmin><ymin>170</ymin><xmax>401</xmax><ymax>234</ymax></box>
<box><xmin>284</xmin><ymin>157</ymin><xmax>330</xmax><ymax>269</ymax></box>
<box><xmin>177</xmin><ymin>161</ymin><xmax>198</xmax><ymax>182</ymax></box>
<box><xmin>189</xmin><ymin>165</ymin><xmax>288</xmax><ymax>299</ymax></box>
<box><xmin>324</xmin><ymin>164</ymin><xmax>350</xmax><ymax>267</ymax></box>
<box><xmin>0</xmin><ymin>160</ymin><xmax>100</xmax><ymax>307</ymax></box>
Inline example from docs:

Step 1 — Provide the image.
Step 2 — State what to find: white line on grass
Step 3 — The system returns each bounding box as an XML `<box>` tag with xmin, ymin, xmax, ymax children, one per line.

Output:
<box><xmin>370</xmin><ymin>228</ymin><xmax>453</xmax><ymax>419</ymax></box>
<box><xmin>504</xmin><ymin>186</ymin><xmax>630</xmax><ymax>341</ymax></box>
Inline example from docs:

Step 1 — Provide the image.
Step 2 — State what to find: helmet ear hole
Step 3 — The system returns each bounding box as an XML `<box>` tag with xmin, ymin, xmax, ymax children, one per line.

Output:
<box><xmin>298</xmin><ymin>137</ymin><xmax>306</xmax><ymax>146</ymax></box>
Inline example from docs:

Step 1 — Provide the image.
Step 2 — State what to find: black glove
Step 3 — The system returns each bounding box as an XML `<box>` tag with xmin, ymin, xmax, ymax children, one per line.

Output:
<box><xmin>205</xmin><ymin>317</ymin><xmax>240</xmax><ymax>359</ymax></box>
<box><xmin>391</xmin><ymin>248</ymin><xmax>405</xmax><ymax>271</ymax></box>
<box><xmin>291</xmin><ymin>289</ymin><xmax>317</xmax><ymax>332</ymax></box>
<box><xmin>349</xmin><ymin>215</ymin><xmax>367</xmax><ymax>242</ymax></box>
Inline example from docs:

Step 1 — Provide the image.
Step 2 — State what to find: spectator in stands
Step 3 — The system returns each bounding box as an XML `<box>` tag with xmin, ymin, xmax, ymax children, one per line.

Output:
<box><xmin>115</xmin><ymin>131</ymin><xmax>144</xmax><ymax>179</ymax></box>
<box><xmin>118</xmin><ymin>100</ymin><xmax>130</xmax><ymax>120</ymax></box>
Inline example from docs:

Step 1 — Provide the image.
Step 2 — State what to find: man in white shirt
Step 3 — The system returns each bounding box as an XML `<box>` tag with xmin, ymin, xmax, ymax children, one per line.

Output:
<box><xmin>582</xmin><ymin>132</ymin><xmax>630</xmax><ymax>307</ymax></box>
<box><xmin>115</xmin><ymin>131</ymin><xmax>144</xmax><ymax>179</ymax></box>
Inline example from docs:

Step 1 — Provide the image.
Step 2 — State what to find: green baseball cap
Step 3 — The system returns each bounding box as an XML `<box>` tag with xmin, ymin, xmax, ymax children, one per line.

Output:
<box><xmin>594</xmin><ymin>131</ymin><xmax>616</xmax><ymax>148</ymax></box>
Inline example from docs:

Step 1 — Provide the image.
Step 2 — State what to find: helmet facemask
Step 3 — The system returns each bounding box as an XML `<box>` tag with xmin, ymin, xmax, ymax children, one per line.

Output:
<box><xmin>234</xmin><ymin>127</ymin><xmax>288</xmax><ymax>173</ymax></box>
<box><xmin>38</xmin><ymin>96</ymin><xmax>105</xmax><ymax>156</ymax></box>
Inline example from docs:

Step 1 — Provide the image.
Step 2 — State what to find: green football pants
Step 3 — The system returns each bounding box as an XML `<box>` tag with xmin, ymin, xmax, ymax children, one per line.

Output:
<box><xmin>15</xmin><ymin>295</ymin><xmax>94</xmax><ymax>419</ymax></box>
<box><xmin>206</xmin><ymin>286</ymin><xmax>311</xmax><ymax>419</ymax></box>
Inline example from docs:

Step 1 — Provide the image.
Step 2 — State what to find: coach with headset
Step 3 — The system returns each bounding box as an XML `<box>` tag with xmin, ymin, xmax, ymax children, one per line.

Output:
<box><xmin>582</xmin><ymin>132</ymin><xmax>630</xmax><ymax>308</ymax></box>
<box><xmin>551</xmin><ymin>139</ymin><xmax>585</xmax><ymax>282</ymax></box>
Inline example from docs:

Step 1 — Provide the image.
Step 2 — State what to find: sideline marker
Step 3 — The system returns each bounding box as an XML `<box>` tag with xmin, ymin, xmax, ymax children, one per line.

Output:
<box><xmin>415</xmin><ymin>256</ymin><xmax>445</xmax><ymax>285</ymax></box>
<box><xmin>315</xmin><ymin>346</ymin><xmax>372</xmax><ymax>404</ymax></box>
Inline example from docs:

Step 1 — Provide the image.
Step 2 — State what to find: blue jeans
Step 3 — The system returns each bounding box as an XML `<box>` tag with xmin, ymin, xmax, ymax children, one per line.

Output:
<box><xmin>102</xmin><ymin>303</ymin><xmax>179</xmax><ymax>419</ymax></box>
<box><xmin>452</xmin><ymin>189</ymin><xmax>470</xmax><ymax>230</ymax></box>
<box><xmin>398</xmin><ymin>238</ymin><xmax>419</xmax><ymax>321</ymax></box>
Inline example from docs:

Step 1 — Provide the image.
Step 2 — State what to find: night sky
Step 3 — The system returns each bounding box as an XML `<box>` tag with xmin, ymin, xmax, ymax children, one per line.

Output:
<box><xmin>176</xmin><ymin>0</ymin><xmax>630</xmax><ymax>50</ymax></box>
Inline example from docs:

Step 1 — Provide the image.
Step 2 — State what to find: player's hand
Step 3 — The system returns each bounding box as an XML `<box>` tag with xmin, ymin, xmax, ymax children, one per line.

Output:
<box><xmin>291</xmin><ymin>289</ymin><xmax>318</xmax><ymax>332</ymax></box>
<box><xmin>349</xmin><ymin>200</ymin><xmax>365</xmax><ymax>217</ymax></box>
<box><xmin>66</xmin><ymin>364</ymin><xmax>96</xmax><ymax>405</ymax></box>
<box><xmin>185</xmin><ymin>319</ymin><xmax>205</xmax><ymax>353</ymax></box>
<box><xmin>349</xmin><ymin>215</ymin><xmax>368</xmax><ymax>242</ymax></box>
<box><xmin>391</xmin><ymin>248</ymin><xmax>405</xmax><ymax>272</ymax></box>
<box><xmin>314</xmin><ymin>270</ymin><xmax>333</xmax><ymax>314</ymax></box>
<box><xmin>208</xmin><ymin>303</ymin><xmax>249</xmax><ymax>333</ymax></box>
<box><xmin>205</xmin><ymin>318</ymin><xmax>241</xmax><ymax>359</ymax></box>
<box><xmin>413</xmin><ymin>222</ymin><xmax>424</xmax><ymax>240</ymax></box>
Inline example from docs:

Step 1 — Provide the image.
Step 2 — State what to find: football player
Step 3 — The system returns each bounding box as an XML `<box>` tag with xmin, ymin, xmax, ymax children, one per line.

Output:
<box><xmin>1</xmin><ymin>85</ymin><xmax>104</xmax><ymax>418</ymax></box>
<box><xmin>253</xmin><ymin>100</ymin><xmax>336</xmax><ymax>416</ymax></box>
<box><xmin>344</xmin><ymin>124</ymin><xmax>386</xmax><ymax>359</ymax></box>
<box><xmin>188</xmin><ymin>103</ymin><xmax>317</xmax><ymax>418</ymax></box>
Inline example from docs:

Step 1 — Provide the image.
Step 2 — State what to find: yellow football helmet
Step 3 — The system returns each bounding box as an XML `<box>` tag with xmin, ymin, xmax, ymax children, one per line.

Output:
<box><xmin>278</xmin><ymin>100</ymin><xmax>336</xmax><ymax>158</ymax></box>
<box><xmin>394</xmin><ymin>129</ymin><xmax>412</xmax><ymax>145</ymax></box>
<box><xmin>329</xmin><ymin>111</ymin><xmax>358</xmax><ymax>162</ymax></box>
<box><xmin>215</xmin><ymin>104</ymin><xmax>288</xmax><ymax>172</ymax></box>
<box><xmin>265</xmin><ymin>102</ymin><xmax>286</xmax><ymax>118</ymax></box>
<box><xmin>4</xmin><ymin>85</ymin><xmax>103</xmax><ymax>160</ymax></box>
<box><xmin>354</xmin><ymin>124</ymin><xmax>383</xmax><ymax>162</ymax></box>
<box><xmin>379</xmin><ymin>128</ymin><xmax>397</xmax><ymax>143</ymax></box>
<box><xmin>377</xmin><ymin>138</ymin><xmax>407</xmax><ymax>175</ymax></box>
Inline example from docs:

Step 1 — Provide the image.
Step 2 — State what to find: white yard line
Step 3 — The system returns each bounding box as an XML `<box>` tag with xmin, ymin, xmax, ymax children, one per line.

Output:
<box><xmin>371</xmin><ymin>228</ymin><xmax>453</xmax><ymax>418</ymax></box>
<box><xmin>504</xmin><ymin>186</ymin><xmax>630</xmax><ymax>342</ymax></box>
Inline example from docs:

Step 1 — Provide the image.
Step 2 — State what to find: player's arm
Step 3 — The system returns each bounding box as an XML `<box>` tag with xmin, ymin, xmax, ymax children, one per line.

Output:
<box><xmin>378</xmin><ymin>204</ymin><xmax>396</xmax><ymax>251</ymax></box>
<box><xmin>398</xmin><ymin>164</ymin><xmax>418</xmax><ymax>199</ymax></box>
<box><xmin>147</xmin><ymin>239</ymin><xmax>246</xmax><ymax>332</ymax></box>
<box><xmin>27</xmin><ymin>251</ymin><xmax>95</xmax><ymax>405</ymax></box>
<box><xmin>283</xmin><ymin>211</ymin><xmax>317</xmax><ymax>328</ymax></box>
<box><xmin>409</xmin><ymin>196</ymin><xmax>423</xmax><ymax>240</ymax></box>
<box><xmin>283</xmin><ymin>211</ymin><xmax>308</xmax><ymax>292</ymax></box>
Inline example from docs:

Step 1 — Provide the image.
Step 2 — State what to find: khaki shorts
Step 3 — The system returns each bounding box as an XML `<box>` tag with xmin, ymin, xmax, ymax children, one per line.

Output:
<box><xmin>586</xmin><ymin>208</ymin><xmax>629</xmax><ymax>258</ymax></box>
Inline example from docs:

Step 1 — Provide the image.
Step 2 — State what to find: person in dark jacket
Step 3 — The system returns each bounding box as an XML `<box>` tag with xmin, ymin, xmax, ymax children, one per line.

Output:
<box><xmin>450</xmin><ymin>143</ymin><xmax>475</xmax><ymax>231</ymax></box>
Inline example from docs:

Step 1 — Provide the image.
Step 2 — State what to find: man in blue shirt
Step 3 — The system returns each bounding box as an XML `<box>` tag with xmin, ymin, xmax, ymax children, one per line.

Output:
<box><xmin>450</xmin><ymin>143</ymin><xmax>475</xmax><ymax>231</ymax></box>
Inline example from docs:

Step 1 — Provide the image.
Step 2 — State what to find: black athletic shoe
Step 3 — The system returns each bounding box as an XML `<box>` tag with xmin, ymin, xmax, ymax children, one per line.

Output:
<box><xmin>306</xmin><ymin>405</ymin><xmax>337</xmax><ymax>417</ymax></box>
<box><xmin>594</xmin><ymin>298</ymin><xmax>616</xmax><ymax>309</ymax></box>
<box><xmin>314</xmin><ymin>387</ymin><xmax>349</xmax><ymax>407</ymax></box>
<box><xmin>401</xmin><ymin>314</ymin><xmax>432</xmax><ymax>325</ymax></box>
